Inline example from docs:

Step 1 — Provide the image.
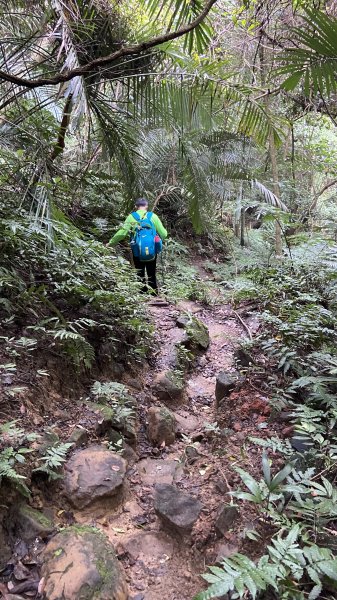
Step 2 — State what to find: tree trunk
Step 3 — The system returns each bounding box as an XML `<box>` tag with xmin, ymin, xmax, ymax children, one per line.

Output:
<box><xmin>259</xmin><ymin>38</ymin><xmax>283</xmax><ymax>259</ymax></box>
<box><xmin>269</xmin><ymin>130</ymin><xmax>282</xmax><ymax>258</ymax></box>
<box><xmin>50</xmin><ymin>95</ymin><xmax>73</xmax><ymax>161</ymax></box>
<box><xmin>240</xmin><ymin>208</ymin><xmax>245</xmax><ymax>247</ymax></box>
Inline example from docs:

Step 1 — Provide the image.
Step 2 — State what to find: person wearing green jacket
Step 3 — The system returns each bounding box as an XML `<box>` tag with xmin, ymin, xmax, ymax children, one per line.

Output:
<box><xmin>108</xmin><ymin>198</ymin><xmax>168</xmax><ymax>294</ymax></box>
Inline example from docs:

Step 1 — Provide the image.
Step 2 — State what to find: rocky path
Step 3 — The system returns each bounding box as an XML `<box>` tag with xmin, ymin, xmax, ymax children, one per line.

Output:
<box><xmin>51</xmin><ymin>294</ymin><xmax>244</xmax><ymax>600</ymax></box>
<box><xmin>2</xmin><ymin>273</ymin><xmax>280</xmax><ymax>600</ymax></box>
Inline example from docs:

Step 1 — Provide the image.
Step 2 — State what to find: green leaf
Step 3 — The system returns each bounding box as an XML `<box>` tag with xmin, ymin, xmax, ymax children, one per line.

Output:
<box><xmin>270</xmin><ymin>464</ymin><xmax>293</xmax><ymax>491</ymax></box>
<box><xmin>281</xmin><ymin>70</ymin><xmax>304</xmax><ymax>91</ymax></box>
<box><xmin>235</xmin><ymin>467</ymin><xmax>262</xmax><ymax>498</ymax></box>
<box><xmin>262</xmin><ymin>452</ymin><xmax>271</xmax><ymax>486</ymax></box>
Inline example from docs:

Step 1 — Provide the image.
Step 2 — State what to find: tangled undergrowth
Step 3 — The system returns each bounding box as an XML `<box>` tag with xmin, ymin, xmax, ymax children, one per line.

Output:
<box><xmin>198</xmin><ymin>241</ymin><xmax>337</xmax><ymax>600</ymax></box>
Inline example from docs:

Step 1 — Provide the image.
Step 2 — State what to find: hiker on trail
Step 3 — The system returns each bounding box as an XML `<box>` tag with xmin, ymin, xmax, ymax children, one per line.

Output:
<box><xmin>108</xmin><ymin>198</ymin><xmax>168</xmax><ymax>294</ymax></box>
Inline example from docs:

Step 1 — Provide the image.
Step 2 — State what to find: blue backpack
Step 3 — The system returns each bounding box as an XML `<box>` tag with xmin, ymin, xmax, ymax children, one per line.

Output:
<box><xmin>130</xmin><ymin>212</ymin><xmax>162</xmax><ymax>262</ymax></box>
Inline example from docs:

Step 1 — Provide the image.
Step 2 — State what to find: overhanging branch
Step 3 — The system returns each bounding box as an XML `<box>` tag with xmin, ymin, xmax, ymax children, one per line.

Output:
<box><xmin>0</xmin><ymin>0</ymin><xmax>217</xmax><ymax>90</ymax></box>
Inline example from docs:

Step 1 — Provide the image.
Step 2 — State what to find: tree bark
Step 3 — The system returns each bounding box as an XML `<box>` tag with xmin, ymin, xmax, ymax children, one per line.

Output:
<box><xmin>50</xmin><ymin>95</ymin><xmax>73</xmax><ymax>161</ymax></box>
<box><xmin>259</xmin><ymin>37</ymin><xmax>283</xmax><ymax>258</ymax></box>
<box><xmin>240</xmin><ymin>207</ymin><xmax>245</xmax><ymax>247</ymax></box>
<box><xmin>269</xmin><ymin>130</ymin><xmax>282</xmax><ymax>258</ymax></box>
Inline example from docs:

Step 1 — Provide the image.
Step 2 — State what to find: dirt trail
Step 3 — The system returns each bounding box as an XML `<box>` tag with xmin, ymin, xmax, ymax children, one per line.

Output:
<box><xmin>81</xmin><ymin>292</ymin><xmax>245</xmax><ymax>600</ymax></box>
<box><xmin>2</xmin><ymin>267</ymin><xmax>282</xmax><ymax>600</ymax></box>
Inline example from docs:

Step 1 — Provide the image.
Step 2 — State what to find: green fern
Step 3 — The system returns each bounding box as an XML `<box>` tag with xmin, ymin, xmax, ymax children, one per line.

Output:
<box><xmin>0</xmin><ymin>447</ymin><xmax>31</xmax><ymax>496</ymax></box>
<box><xmin>33</xmin><ymin>442</ymin><xmax>73</xmax><ymax>481</ymax></box>
<box><xmin>52</xmin><ymin>329</ymin><xmax>95</xmax><ymax>369</ymax></box>
<box><xmin>196</xmin><ymin>526</ymin><xmax>337</xmax><ymax>600</ymax></box>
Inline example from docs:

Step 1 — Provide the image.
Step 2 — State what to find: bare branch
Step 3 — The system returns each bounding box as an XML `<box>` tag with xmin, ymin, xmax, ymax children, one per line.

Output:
<box><xmin>0</xmin><ymin>0</ymin><xmax>217</xmax><ymax>90</ymax></box>
<box><xmin>309</xmin><ymin>178</ymin><xmax>337</xmax><ymax>213</ymax></box>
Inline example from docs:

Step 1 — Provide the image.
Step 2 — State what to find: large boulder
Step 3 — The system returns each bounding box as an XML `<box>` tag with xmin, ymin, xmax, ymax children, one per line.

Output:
<box><xmin>64</xmin><ymin>446</ymin><xmax>126</xmax><ymax>509</ymax></box>
<box><xmin>154</xmin><ymin>483</ymin><xmax>202</xmax><ymax>535</ymax></box>
<box><xmin>153</xmin><ymin>371</ymin><xmax>184</xmax><ymax>403</ymax></box>
<box><xmin>41</xmin><ymin>526</ymin><xmax>128</xmax><ymax>600</ymax></box>
<box><xmin>13</xmin><ymin>504</ymin><xmax>54</xmax><ymax>542</ymax></box>
<box><xmin>147</xmin><ymin>405</ymin><xmax>176</xmax><ymax>446</ymax></box>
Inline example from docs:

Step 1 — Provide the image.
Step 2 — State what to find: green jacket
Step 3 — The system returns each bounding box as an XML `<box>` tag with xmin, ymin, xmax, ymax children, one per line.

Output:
<box><xmin>108</xmin><ymin>209</ymin><xmax>168</xmax><ymax>246</ymax></box>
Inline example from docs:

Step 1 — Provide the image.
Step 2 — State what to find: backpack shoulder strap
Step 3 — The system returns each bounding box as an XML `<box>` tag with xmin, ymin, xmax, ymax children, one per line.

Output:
<box><xmin>131</xmin><ymin>211</ymin><xmax>141</xmax><ymax>221</ymax></box>
<box><xmin>147</xmin><ymin>212</ymin><xmax>153</xmax><ymax>219</ymax></box>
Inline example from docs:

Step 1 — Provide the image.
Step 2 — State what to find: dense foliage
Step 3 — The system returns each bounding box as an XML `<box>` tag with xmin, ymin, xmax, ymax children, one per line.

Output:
<box><xmin>2</xmin><ymin>0</ymin><xmax>337</xmax><ymax>599</ymax></box>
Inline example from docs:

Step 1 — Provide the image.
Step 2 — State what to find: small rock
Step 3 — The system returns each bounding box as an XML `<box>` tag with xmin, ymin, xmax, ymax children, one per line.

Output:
<box><xmin>215</xmin><ymin>542</ymin><xmax>239</xmax><ymax>564</ymax></box>
<box><xmin>235</xmin><ymin>348</ymin><xmax>254</xmax><ymax>368</ymax></box>
<box><xmin>42</xmin><ymin>526</ymin><xmax>128</xmax><ymax>600</ymax></box>
<box><xmin>13</xmin><ymin>504</ymin><xmax>54</xmax><ymax>542</ymax></box>
<box><xmin>215</xmin><ymin>371</ymin><xmax>242</xmax><ymax>404</ymax></box>
<box><xmin>13</xmin><ymin>561</ymin><xmax>31</xmax><ymax>580</ymax></box>
<box><xmin>0</xmin><ymin>525</ymin><xmax>12</xmax><ymax>570</ymax></box>
<box><xmin>122</xmin><ymin>532</ymin><xmax>173</xmax><ymax>562</ymax></box>
<box><xmin>215</xmin><ymin>504</ymin><xmax>239</xmax><ymax>537</ymax></box>
<box><xmin>233</xmin><ymin>422</ymin><xmax>242</xmax><ymax>432</ymax></box>
<box><xmin>198</xmin><ymin>356</ymin><xmax>207</xmax><ymax>367</ymax></box>
<box><xmin>153</xmin><ymin>371</ymin><xmax>184</xmax><ymax>403</ymax></box>
<box><xmin>125</xmin><ymin>378</ymin><xmax>142</xmax><ymax>391</ymax></box>
<box><xmin>154</xmin><ymin>483</ymin><xmax>202</xmax><ymax>535</ymax></box>
<box><xmin>282</xmin><ymin>425</ymin><xmax>294</xmax><ymax>438</ymax></box>
<box><xmin>279</xmin><ymin>410</ymin><xmax>293</xmax><ymax>423</ymax></box>
<box><xmin>122</xmin><ymin>444</ymin><xmax>138</xmax><ymax>466</ymax></box>
<box><xmin>69</xmin><ymin>426</ymin><xmax>88</xmax><ymax>447</ymax></box>
<box><xmin>134</xmin><ymin>582</ymin><xmax>146</xmax><ymax>591</ymax></box>
<box><xmin>147</xmin><ymin>405</ymin><xmax>176</xmax><ymax>446</ymax></box>
<box><xmin>174</xmin><ymin>411</ymin><xmax>200</xmax><ymax>434</ymax></box>
<box><xmin>176</xmin><ymin>314</ymin><xmax>190</xmax><ymax>328</ymax></box>
<box><xmin>137</xmin><ymin>458</ymin><xmax>183</xmax><ymax>485</ymax></box>
<box><xmin>64</xmin><ymin>446</ymin><xmax>126</xmax><ymax>509</ymax></box>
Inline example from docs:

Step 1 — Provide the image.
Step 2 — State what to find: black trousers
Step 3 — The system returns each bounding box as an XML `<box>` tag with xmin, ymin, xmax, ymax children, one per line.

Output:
<box><xmin>133</xmin><ymin>256</ymin><xmax>157</xmax><ymax>293</ymax></box>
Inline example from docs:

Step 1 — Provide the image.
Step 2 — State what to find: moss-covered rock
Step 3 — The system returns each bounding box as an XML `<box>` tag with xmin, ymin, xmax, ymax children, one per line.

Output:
<box><xmin>14</xmin><ymin>504</ymin><xmax>55</xmax><ymax>541</ymax></box>
<box><xmin>86</xmin><ymin>400</ymin><xmax>137</xmax><ymax>446</ymax></box>
<box><xmin>42</xmin><ymin>526</ymin><xmax>128</xmax><ymax>600</ymax></box>
<box><xmin>177</xmin><ymin>313</ymin><xmax>209</xmax><ymax>351</ymax></box>
<box><xmin>153</xmin><ymin>370</ymin><xmax>184</xmax><ymax>403</ymax></box>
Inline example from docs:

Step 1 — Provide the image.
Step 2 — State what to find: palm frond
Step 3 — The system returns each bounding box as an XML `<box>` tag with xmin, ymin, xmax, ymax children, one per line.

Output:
<box><xmin>142</xmin><ymin>0</ymin><xmax>214</xmax><ymax>54</ymax></box>
<box><xmin>279</xmin><ymin>8</ymin><xmax>337</xmax><ymax>97</ymax></box>
<box><xmin>222</xmin><ymin>84</ymin><xmax>286</xmax><ymax>147</ymax></box>
<box><xmin>253</xmin><ymin>180</ymin><xmax>287</xmax><ymax>211</ymax></box>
